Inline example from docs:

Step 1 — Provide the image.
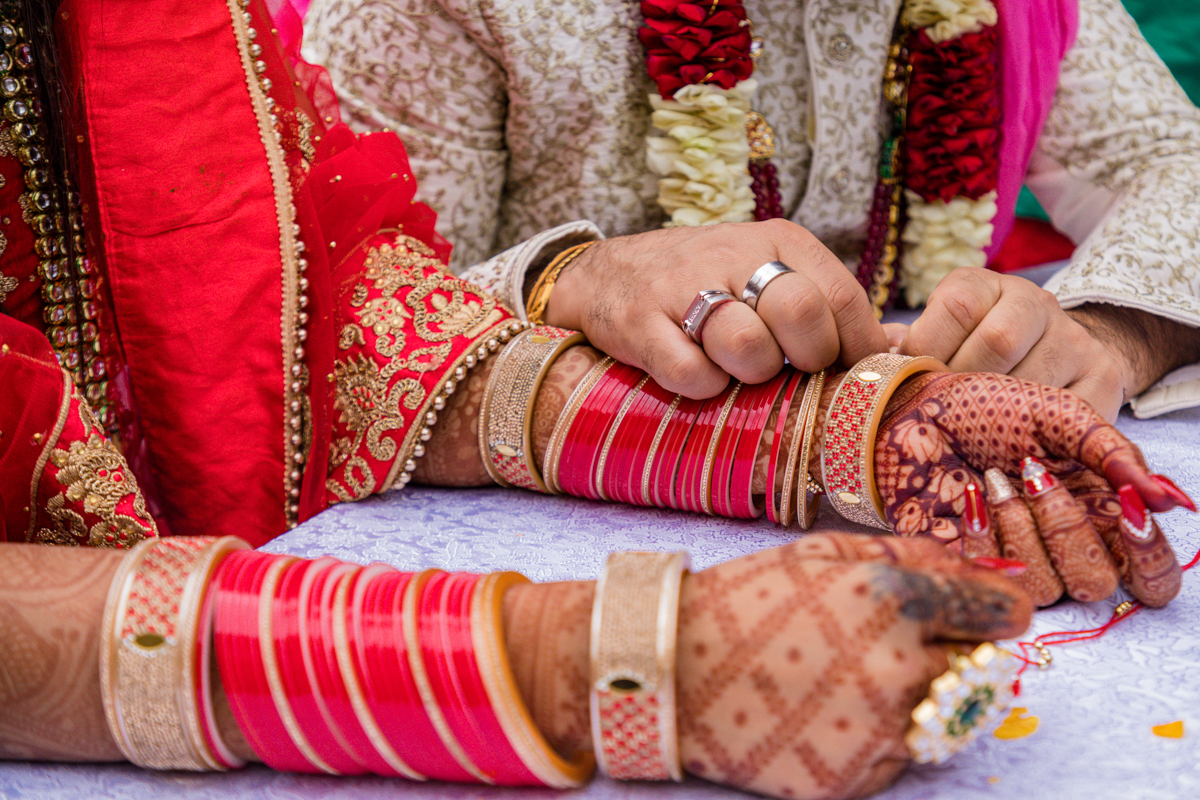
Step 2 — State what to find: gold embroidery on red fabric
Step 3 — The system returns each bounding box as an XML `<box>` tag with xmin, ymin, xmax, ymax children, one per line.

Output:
<box><xmin>327</xmin><ymin>234</ymin><xmax>508</xmax><ymax>500</ymax></box>
<box><xmin>294</xmin><ymin>109</ymin><xmax>317</xmax><ymax>166</ymax></box>
<box><xmin>0</xmin><ymin>271</ymin><xmax>15</xmax><ymax>301</ymax></box>
<box><xmin>26</xmin><ymin>372</ymin><xmax>74</xmax><ymax>543</ymax></box>
<box><xmin>0</xmin><ymin>126</ymin><xmax>15</xmax><ymax>157</ymax></box>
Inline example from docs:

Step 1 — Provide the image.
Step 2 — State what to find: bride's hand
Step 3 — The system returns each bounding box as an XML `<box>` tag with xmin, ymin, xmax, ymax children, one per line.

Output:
<box><xmin>873</xmin><ymin>372</ymin><xmax>1189</xmax><ymax>607</ymax></box>
<box><xmin>676</xmin><ymin>533</ymin><xmax>1031</xmax><ymax>799</ymax></box>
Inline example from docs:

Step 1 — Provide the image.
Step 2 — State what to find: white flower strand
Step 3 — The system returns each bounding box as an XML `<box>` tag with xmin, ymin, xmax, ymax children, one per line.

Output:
<box><xmin>902</xmin><ymin>0</ymin><xmax>998</xmax><ymax>44</ymax></box>
<box><xmin>900</xmin><ymin>189</ymin><xmax>997</xmax><ymax>306</ymax></box>
<box><xmin>646</xmin><ymin>80</ymin><xmax>756</xmax><ymax>226</ymax></box>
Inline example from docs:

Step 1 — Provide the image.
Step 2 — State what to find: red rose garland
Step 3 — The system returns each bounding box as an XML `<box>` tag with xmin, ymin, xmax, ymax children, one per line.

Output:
<box><xmin>638</xmin><ymin>0</ymin><xmax>1004</xmax><ymax>312</ymax></box>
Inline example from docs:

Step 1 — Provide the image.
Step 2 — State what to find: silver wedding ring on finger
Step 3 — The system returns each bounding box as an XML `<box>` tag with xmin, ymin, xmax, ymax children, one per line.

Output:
<box><xmin>741</xmin><ymin>260</ymin><xmax>794</xmax><ymax>311</ymax></box>
<box><xmin>681</xmin><ymin>289</ymin><xmax>737</xmax><ymax>344</ymax></box>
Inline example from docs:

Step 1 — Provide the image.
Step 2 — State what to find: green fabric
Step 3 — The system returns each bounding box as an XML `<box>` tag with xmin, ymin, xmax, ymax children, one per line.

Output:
<box><xmin>1016</xmin><ymin>1</ymin><xmax>1200</xmax><ymax>221</ymax></box>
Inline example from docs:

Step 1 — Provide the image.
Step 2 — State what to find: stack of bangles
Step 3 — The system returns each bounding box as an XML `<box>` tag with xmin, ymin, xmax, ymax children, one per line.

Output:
<box><xmin>480</xmin><ymin>324</ymin><xmax>948</xmax><ymax>532</ymax></box>
<box><xmin>99</xmin><ymin>537</ymin><xmax>1015</xmax><ymax>781</ymax></box>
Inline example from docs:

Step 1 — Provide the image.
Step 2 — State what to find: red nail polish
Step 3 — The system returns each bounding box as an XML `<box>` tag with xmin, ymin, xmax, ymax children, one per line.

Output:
<box><xmin>1152</xmin><ymin>474</ymin><xmax>1197</xmax><ymax>513</ymax></box>
<box><xmin>1021</xmin><ymin>456</ymin><xmax>1058</xmax><ymax>497</ymax></box>
<box><xmin>963</xmin><ymin>482</ymin><xmax>989</xmax><ymax>537</ymax></box>
<box><xmin>972</xmin><ymin>556</ymin><xmax>1029</xmax><ymax>576</ymax></box>
<box><xmin>1119</xmin><ymin>484</ymin><xmax>1154</xmax><ymax>541</ymax></box>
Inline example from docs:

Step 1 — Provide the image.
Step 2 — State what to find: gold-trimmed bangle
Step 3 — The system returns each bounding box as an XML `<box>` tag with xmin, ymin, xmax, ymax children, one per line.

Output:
<box><xmin>471</xmin><ymin>572</ymin><xmax>596</xmax><ymax>787</ymax></box>
<box><xmin>594</xmin><ymin>374</ymin><xmax>651</xmax><ymax>500</ymax></box>
<box><xmin>402</xmin><ymin>570</ymin><xmax>492</xmax><ymax>784</ymax></box>
<box><xmin>640</xmin><ymin>395</ymin><xmax>682</xmax><ymax>506</ymax></box>
<box><xmin>331</xmin><ymin>564</ymin><xmax>427</xmax><ymax>780</ymax></box>
<box><xmin>526</xmin><ymin>242</ymin><xmax>597</xmax><ymax>325</ymax></box>
<box><xmin>479</xmin><ymin>326</ymin><xmax>586</xmax><ymax>493</ymax></box>
<box><xmin>590</xmin><ymin>551</ymin><xmax>689</xmax><ymax>782</ymax></box>
<box><xmin>793</xmin><ymin>368</ymin><xmax>826</xmax><ymax>531</ymax></box>
<box><xmin>100</xmin><ymin>536</ymin><xmax>249</xmax><ymax>771</ymax></box>
<box><xmin>821</xmin><ymin>353</ymin><xmax>946</xmax><ymax>529</ymax></box>
<box><xmin>906</xmin><ymin>643</ymin><xmax>1017</xmax><ymax>764</ymax></box>
<box><xmin>699</xmin><ymin>382</ymin><xmax>742</xmax><ymax>516</ymax></box>
<box><xmin>544</xmin><ymin>356</ymin><xmax>615</xmax><ymax>495</ymax></box>
<box><xmin>778</xmin><ymin>372</ymin><xmax>812</xmax><ymax>528</ymax></box>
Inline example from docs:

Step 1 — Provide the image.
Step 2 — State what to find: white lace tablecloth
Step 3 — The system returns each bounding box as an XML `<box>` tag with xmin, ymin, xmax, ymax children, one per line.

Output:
<box><xmin>4</xmin><ymin>403</ymin><xmax>1198</xmax><ymax>800</ymax></box>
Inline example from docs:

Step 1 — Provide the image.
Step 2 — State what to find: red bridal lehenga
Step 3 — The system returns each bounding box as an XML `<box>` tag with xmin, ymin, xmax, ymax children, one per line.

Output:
<box><xmin>0</xmin><ymin>0</ymin><xmax>515</xmax><ymax>547</ymax></box>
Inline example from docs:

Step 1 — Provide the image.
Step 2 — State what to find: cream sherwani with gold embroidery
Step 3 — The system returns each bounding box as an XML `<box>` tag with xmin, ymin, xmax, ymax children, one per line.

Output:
<box><xmin>305</xmin><ymin>0</ymin><xmax>1200</xmax><ymax>417</ymax></box>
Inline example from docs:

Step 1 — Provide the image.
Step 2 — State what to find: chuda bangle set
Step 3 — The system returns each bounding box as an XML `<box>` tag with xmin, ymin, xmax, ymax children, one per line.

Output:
<box><xmin>482</xmin><ymin>325</ymin><xmax>946</xmax><ymax>530</ymax></box>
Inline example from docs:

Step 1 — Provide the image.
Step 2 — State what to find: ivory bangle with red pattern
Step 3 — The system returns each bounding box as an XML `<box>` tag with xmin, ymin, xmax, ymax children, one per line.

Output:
<box><xmin>100</xmin><ymin>536</ymin><xmax>248</xmax><ymax>771</ymax></box>
<box><xmin>590</xmin><ymin>550</ymin><xmax>689</xmax><ymax>782</ymax></box>
<box><xmin>480</xmin><ymin>326</ymin><xmax>585</xmax><ymax>493</ymax></box>
<box><xmin>821</xmin><ymin>354</ymin><xmax>946</xmax><ymax>529</ymax></box>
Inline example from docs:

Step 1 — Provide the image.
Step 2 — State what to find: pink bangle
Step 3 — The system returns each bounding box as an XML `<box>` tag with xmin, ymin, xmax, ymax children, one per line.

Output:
<box><xmin>214</xmin><ymin>550</ymin><xmax>317</xmax><ymax>773</ymax></box>
<box><xmin>403</xmin><ymin>570</ymin><xmax>491</xmax><ymax>784</ymax></box>
<box><xmin>334</xmin><ymin>563</ymin><xmax>426</xmax><ymax>779</ymax></box>
<box><xmin>443</xmin><ymin>573</ymin><xmax>546</xmax><ymax>785</ymax></box>
<box><xmin>765</xmin><ymin>373</ymin><xmax>803</xmax><ymax>524</ymax></box>
<box><xmin>699</xmin><ymin>383</ymin><xmax>742</xmax><ymax>516</ymax></box>
<box><xmin>362</xmin><ymin>571</ymin><xmax>476</xmax><ymax>782</ymax></box>
<box><xmin>271</xmin><ymin>558</ymin><xmax>365</xmax><ymax>775</ymax></box>
<box><xmin>730</xmin><ymin>374</ymin><xmax>790</xmax><ymax>519</ymax></box>
<box><xmin>654</xmin><ymin>395</ymin><xmax>703</xmax><ymax>510</ymax></box>
<box><xmin>558</xmin><ymin>363</ymin><xmax>642</xmax><ymax>500</ymax></box>
<box><xmin>197</xmin><ymin>563</ymin><xmax>247</xmax><ymax>769</ymax></box>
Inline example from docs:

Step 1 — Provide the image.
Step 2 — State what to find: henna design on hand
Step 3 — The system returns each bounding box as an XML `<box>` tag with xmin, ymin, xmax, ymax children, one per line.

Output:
<box><xmin>874</xmin><ymin>372</ymin><xmax>1181</xmax><ymax>606</ymax></box>
<box><xmin>0</xmin><ymin>545</ymin><xmax>125</xmax><ymax>762</ymax></box>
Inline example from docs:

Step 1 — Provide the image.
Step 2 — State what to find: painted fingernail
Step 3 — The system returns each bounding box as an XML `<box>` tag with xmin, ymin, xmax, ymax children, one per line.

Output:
<box><xmin>972</xmin><ymin>556</ymin><xmax>1029</xmax><ymax>576</ymax></box>
<box><xmin>984</xmin><ymin>467</ymin><xmax>1018</xmax><ymax>504</ymax></box>
<box><xmin>963</xmin><ymin>482</ymin><xmax>989</xmax><ymax>537</ymax></box>
<box><xmin>1119</xmin><ymin>484</ymin><xmax>1154</xmax><ymax>541</ymax></box>
<box><xmin>1021</xmin><ymin>456</ymin><xmax>1059</xmax><ymax>497</ymax></box>
<box><xmin>1151</xmin><ymin>474</ymin><xmax>1197</xmax><ymax>513</ymax></box>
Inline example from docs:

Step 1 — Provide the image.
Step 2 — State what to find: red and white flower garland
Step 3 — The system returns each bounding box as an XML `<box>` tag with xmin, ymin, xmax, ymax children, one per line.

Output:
<box><xmin>638</xmin><ymin>0</ymin><xmax>1003</xmax><ymax>308</ymax></box>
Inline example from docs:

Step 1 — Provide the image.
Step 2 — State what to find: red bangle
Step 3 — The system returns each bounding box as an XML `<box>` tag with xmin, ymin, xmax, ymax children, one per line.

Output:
<box><xmin>334</xmin><ymin>563</ymin><xmax>426</xmax><ymax>779</ymax></box>
<box><xmin>708</xmin><ymin>383</ymin><xmax>751</xmax><ymax>518</ymax></box>
<box><xmin>273</xmin><ymin>557</ymin><xmax>364</xmax><ymax>775</ymax></box>
<box><xmin>362</xmin><ymin>571</ymin><xmax>477</xmax><ymax>782</ymax></box>
<box><xmin>444</xmin><ymin>573</ymin><xmax>546</xmax><ymax>784</ymax></box>
<box><xmin>404</xmin><ymin>570</ymin><xmax>491</xmax><ymax>784</ymax></box>
<box><xmin>765</xmin><ymin>372</ymin><xmax>803</xmax><ymax>524</ymax></box>
<box><xmin>652</xmin><ymin>395</ymin><xmax>703</xmax><ymax>509</ymax></box>
<box><xmin>602</xmin><ymin>377</ymin><xmax>674</xmax><ymax>505</ymax></box>
<box><xmin>557</xmin><ymin>363</ymin><xmax>642</xmax><ymax>500</ymax></box>
<box><xmin>197</xmin><ymin>559</ymin><xmax>246</xmax><ymax>769</ymax></box>
<box><xmin>594</xmin><ymin>374</ymin><xmax>650</xmax><ymax>501</ymax></box>
<box><xmin>675</xmin><ymin>393</ymin><xmax>725</xmax><ymax>514</ymax></box>
<box><xmin>214</xmin><ymin>550</ymin><xmax>317</xmax><ymax>773</ymax></box>
<box><xmin>730</xmin><ymin>374</ymin><xmax>790</xmax><ymax>519</ymax></box>
<box><xmin>417</xmin><ymin>571</ymin><xmax>516</xmax><ymax>783</ymax></box>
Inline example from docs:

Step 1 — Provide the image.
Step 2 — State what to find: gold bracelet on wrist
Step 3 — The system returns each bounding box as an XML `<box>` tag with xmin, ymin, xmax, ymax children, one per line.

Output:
<box><xmin>590</xmin><ymin>550</ymin><xmax>689</xmax><ymax>782</ymax></box>
<box><xmin>525</xmin><ymin>242</ymin><xmax>597</xmax><ymax>325</ymax></box>
<box><xmin>480</xmin><ymin>325</ymin><xmax>586</xmax><ymax>493</ymax></box>
<box><xmin>100</xmin><ymin>536</ymin><xmax>249</xmax><ymax>771</ymax></box>
<box><xmin>821</xmin><ymin>353</ymin><xmax>946</xmax><ymax>529</ymax></box>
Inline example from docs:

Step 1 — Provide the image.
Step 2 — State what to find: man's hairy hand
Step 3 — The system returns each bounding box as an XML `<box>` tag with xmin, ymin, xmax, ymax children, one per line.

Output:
<box><xmin>889</xmin><ymin>268</ymin><xmax>1200</xmax><ymax>421</ymax></box>
<box><xmin>544</xmin><ymin>220</ymin><xmax>888</xmax><ymax>398</ymax></box>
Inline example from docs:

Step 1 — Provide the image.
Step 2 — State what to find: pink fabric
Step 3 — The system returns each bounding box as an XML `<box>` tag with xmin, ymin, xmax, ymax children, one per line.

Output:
<box><xmin>986</xmin><ymin>0</ymin><xmax>1079</xmax><ymax>262</ymax></box>
<box><xmin>267</xmin><ymin>0</ymin><xmax>312</xmax><ymax>58</ymax></box>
